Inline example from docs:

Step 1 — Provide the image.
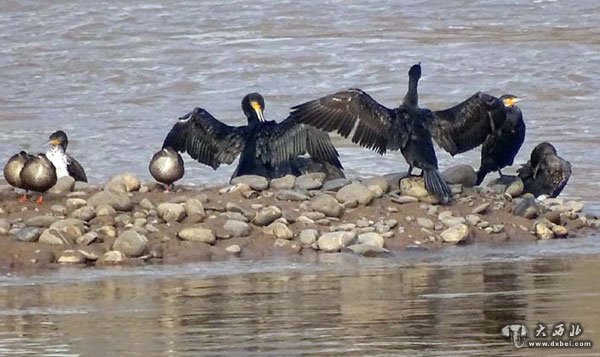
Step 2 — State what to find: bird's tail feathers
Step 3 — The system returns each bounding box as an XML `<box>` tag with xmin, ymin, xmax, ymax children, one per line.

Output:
<box><xmin>424</xmin><ymin>168</ymin><xmax>453</xmax><ymax>204</ymax></box>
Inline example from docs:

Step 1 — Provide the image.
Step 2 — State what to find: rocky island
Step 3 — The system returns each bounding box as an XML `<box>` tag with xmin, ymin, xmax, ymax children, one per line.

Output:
<box><xmin>0</xmin><ymin>165</ymin><xmax>597</xmax><ymax>271</ymax></box>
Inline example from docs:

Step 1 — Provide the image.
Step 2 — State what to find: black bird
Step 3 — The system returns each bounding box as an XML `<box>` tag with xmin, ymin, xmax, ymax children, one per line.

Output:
<box><xmin>428</xmin><ymin>91</ymin><xmax>507</xmax><ymax>157</ymax></box>
<box><xmin>517</xmin><ymin>142</ymin><xmax>571</xmax><ymax>198</ymax></box>
<box><xmin>475</xmin><ymin>95</ymin><xmax>525</xmax><ymax>184</ymax></box>
<box><xmin>288</xmin><ymin>63</ymin><xmax>453</xmax><ymax>202</ymax></box>
<box><xmin>162</xmin><ymin>93</ymin><xmax>344</xmax><ymax>181</ymax></box>
<box><xmin>46</xmin><ymin>130</ymin><xmax>88</xmax><ymax>182</ymax></box>
<box><xmin>427</xmin><ymin>92</ymin><xmax>526</xmax><ymax>185</ymax></box>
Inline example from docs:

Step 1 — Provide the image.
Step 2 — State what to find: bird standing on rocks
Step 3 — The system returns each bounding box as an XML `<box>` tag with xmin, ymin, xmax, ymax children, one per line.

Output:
<box><xmin>3</xmin><ymin>151</ymin><xmax>35</xmax><ymax>202</ymax></box>
<box><xmin>19</xmin><ymin>153</ymin><xmax>57</xmax><ymax>204</ymax></box>
<box><xmin>149</xmin><ymin>147</ymin><xmax>184</xmax><ymax>191</ymax></box>
<box><xmin>46</xmin><ymin>130</ymin><xmax>88</xmax><ymax>182</ymax></box>
<box><xmin>289</xmin><ymin>63</ymin><xmax>453</xmax><ymax>202</ymax></box>
<box><xmin>162</xmin><ymin>92</ymin><xmax>344</xmax><ymax>181</ymax></box>
<box><xmin>475</xmin><ymin>95</ymin><xmax>525</xmax><ymax>184</ymax></box>
<box><xmin>426</xmin><ymin>92</ymin><xmax>525</xmax><ymax>185</ymax></box>
<box><xmin>517</xmin><ymin>142</ymin><xmax>571</xmax><ymax>198</ymax></box>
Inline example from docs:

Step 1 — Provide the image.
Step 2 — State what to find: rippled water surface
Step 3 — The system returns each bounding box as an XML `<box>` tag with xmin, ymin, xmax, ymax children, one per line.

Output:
<box><xmin>1</xmin><ymin>0</ymin><xmax>599</xmax><ymax>202</ymax></box>
<box><xmin>1</xmin><ymin>1</ymin><xmax>600</xmax><ymax>355</ymax></box>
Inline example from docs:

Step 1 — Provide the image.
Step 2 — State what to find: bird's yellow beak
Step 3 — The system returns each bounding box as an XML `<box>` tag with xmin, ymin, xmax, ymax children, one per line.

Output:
<box><xmin>49</xmin><ymin>139</ymin><xmax>61</xmax><ymax>146</ymax></box>
<box><xmin>251</xmin><ymin>101</ymin><xmax>264</xmax><ymax>121</ymax></box>
<box><xmin>503</xmin><ymin>97</ymin><xmax>521</xmax><ymax>107</ymax></box>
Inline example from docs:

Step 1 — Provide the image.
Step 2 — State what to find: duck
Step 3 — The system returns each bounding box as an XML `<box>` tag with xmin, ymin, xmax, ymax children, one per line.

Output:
<box><xmin>162</xmin><ymin>92</ymin><xmax>344</xmax><ymax>181</ymax></box>
<box><xmin>149</xmin><ymin>147</ymin><xmax>184</xmax><ymax>191</ymax></box>
<box><xmin>3</xmin><ymin>151</ymin><xmax>35</xmax><ymax>201</ymax></box>
<box><xmin>46</xmin><ymin>130</ymin><xmax>88</xmax><ymax>182</ymax></box>
<box><xmin>19</xmin><ymin>153</ymin><xmax>57</xmax><ymax>204</ymax></box>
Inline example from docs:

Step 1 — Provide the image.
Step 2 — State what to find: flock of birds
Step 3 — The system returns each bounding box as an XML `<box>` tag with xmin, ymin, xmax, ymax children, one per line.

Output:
<box><xmin>4</xmin><ymin>130</ymin><xmax>87</xmax><ymax>204</ymax></box>
<box><xmin>3</xmin><ymin>63</ymin><xmax>571</xmax><ymax>204</ymax></box>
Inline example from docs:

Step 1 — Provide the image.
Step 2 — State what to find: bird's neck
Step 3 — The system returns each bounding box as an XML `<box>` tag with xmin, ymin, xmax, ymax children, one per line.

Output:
<box><xmin>248</xmin><ymin>118</ymin><xmax>262</xmax><ymax>128</ymax></box>
<box><xmin>246</xmin><ymin>116</ymin><xmax>262</xmax><ymax>126</ymax></box>
<box><xmin>47</xmin><ymin>145</ymin><xmax>65</xmax><ymax>155</ymax></box>
<box><xmin>507</xmin><ymin>105</ymin><xmax>521</xmax><ymax>114</ymax></box>
<box><xmin>402</xmin><ymin>77</ymin><xmax>419</xmax><ymax>108</ymax></box>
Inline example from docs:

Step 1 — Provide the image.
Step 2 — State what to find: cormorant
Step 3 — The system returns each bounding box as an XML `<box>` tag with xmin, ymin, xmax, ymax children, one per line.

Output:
<box><xmin>20</xmin><ymin>153</ymin><xmax>57</xmax><ymax>204</ymax></box>
<box><xmin>162</xmin><ymin>92</ymin><xmax>344</xmax><ymax>181</ymax></box>
<box><xmin>46</xmin><ymin>130</ymin><xmax>88</xmax><ymax>182</ymax></box>
<box><xmin>426</xmin><ymin>92</ymin><xmax>525</xmax><ymax>184</ymax></box>
<box><xmin>3</xmin><ymin>151</ymin><xmax>35</xmax><ymax>202</ymax></box>
<box><xmin>149</xmin><ymin>147</ymin><xmax>184</xmax><ymax>191</ymax></box>
<box><xmin>476</xmin><ymin>95</ymin><xmax>525</xmax><ymax>184</ymax></box>
<box><xmin>288</xmin><ymin>63</ymin><xmax>453</xmax><ymax>202</ymax></box>
<box><xmin>517</xmin><ymin>142</ymin><xmax>571</xmax><ymax>198</ymax></box>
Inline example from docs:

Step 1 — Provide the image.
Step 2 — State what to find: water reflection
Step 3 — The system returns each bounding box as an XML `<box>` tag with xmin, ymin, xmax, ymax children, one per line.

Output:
<box><xmin>0</xmin><ymin>249</ymin><xmax>598</xmax><ymax>355</ymax></box>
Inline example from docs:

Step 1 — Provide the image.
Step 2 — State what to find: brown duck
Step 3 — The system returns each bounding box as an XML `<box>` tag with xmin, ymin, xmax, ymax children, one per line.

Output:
<box><xmin>149</xmin><ymin>147</ymin><xmax>184</xmax><ymax>191</ymax></box>
<box><xmin>4</xmin><ymin>151</ymin><xmax>35</xmax><ymax>202</ymax></box>
<box><xmin>19</xmin><ymin>153</ymin><xmax>57</xmax><ymax>204</ymax></box>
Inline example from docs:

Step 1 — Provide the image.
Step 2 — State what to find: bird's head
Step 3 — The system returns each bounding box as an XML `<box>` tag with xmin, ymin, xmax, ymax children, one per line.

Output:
<box><xmin>163</xmin><ymin>147</ymin><xmax>178</xmax><ymax>157</ymax></box>
<box><xmin>535</xmin><ymin>142</ymin><xmax>558</xmax><ymax>158</ymax></box>
<box><xmin>500</xmin><ymin>94</ymin><xmax>521</xmax><ymax>108</ymax></box>
<box><xmin>408</xmin><ymin>62</ymin><xmax>422</xmax><ymax>81</ymax></box>
<box><xmin>48</xmin><ymin>130</ymin><xmax>68</xmax><ymax>150</ymax></box>
<box><xmin>36</xmin><ymin>153</ymin><xmax>50</xmax><ymax>164</ymax></box>
<box><xmin>530</xmin><ymin>142</ymin><xmax>558</xmax><ymax>179</ymax></box>
<box><xmin>37</xmin><ymin>153</ymin><xmax>56</xmax><ymax>169</ymax></box>
<box><xmin>242</xmin><ymin>92</ymin><xmax>265</xmax><ymax>123</ymax></box>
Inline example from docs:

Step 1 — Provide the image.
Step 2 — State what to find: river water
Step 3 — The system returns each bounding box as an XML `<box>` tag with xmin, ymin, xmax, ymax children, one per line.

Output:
<box><xmin>1</xmin><ymin>240</ymin><xmax>599</xmax><ymax>355</ymax></box>
<box><xmin>1</xmin><ymin>1</ymin><xmax>600</xmax><ymax>355</ymax></box>
<box><xmin>1</xmin><ymin>0</ymin><xmax>599</xmax><ymax>201</ymax></box>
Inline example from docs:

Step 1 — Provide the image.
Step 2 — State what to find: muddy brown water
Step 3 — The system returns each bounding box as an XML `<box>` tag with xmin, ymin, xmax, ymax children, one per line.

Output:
<box><xmin>1</xmin><ymin>1</ymin><xmax>599</xmax><ymax>202</ymax></box>
<box><xmin>0</xmin><ymin>241</ymin><xmax>599</xmax><ymax>355</ymax></box>
<box><xmin>1</xmin><ymin>1</ymin><xmax>600</xmax><ymax>355</ymax></box>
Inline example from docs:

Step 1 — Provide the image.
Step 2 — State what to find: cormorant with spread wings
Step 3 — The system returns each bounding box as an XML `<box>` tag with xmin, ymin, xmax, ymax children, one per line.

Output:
<box><xmin>162</xmin><ymin>93</ymin><xmax>344</xmax><ymax>181</ymax></box>
<box><xmin>428</xmin><ymin>92</ymin><xmax>525</xmax><ymax>184</ymax></box>
<box><xmin>289</xmin><ymin>63</ymin><xmax>453</xmax><ymax>202</ymax></box>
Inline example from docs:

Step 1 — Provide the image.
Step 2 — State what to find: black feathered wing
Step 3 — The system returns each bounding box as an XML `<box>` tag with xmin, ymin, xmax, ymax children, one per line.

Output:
<box><xmin>429</xmin><ymin>92</ymin><xmax>506</xmax><ymax>156</ymax></box>
<box><xmin>162</xmin><ymin>108</ymin><xmax>246</xmax><ymax>169</ymax></box>
<box><xmin>66</xmin><ymin>155</ymin><xmax>88</xmax><ymax>182</ymax></box>
<box><xmin>289</xmin><ymin>88</ymin><xmax>397</xmax><ymax>154</ymax></box>
<box><xmin>258</xmin><ymin>116</ymin><xmax>343</xmax><ymax>169</ymax></box>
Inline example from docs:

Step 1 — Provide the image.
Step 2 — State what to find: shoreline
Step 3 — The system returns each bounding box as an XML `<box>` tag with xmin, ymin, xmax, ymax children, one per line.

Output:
<box><xmin>0</xmin><ymin>170</ymin><xmax>598</xmax><ymax>272</ymax></box>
